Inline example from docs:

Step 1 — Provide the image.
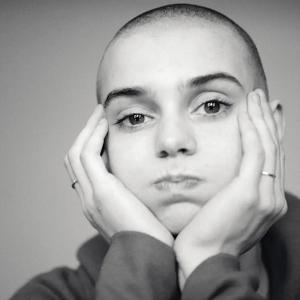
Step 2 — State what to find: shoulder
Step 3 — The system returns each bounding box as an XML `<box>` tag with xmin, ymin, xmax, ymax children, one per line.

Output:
<box><xmin>10</xmin><ymin>235</ymin><xmax>109</xmax><ymax>300</ymax></box>
<box><xmin>10</xmin><ymin>266</ymin><xmax>94</xmax><ymax>300</ymax></box>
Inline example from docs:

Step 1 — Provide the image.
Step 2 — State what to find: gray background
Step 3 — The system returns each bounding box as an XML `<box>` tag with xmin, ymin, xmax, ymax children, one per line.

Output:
<box><xmin>1</xmin><ymin>0</ymin><xmax>299</xmax><ymax>299</ymax></box>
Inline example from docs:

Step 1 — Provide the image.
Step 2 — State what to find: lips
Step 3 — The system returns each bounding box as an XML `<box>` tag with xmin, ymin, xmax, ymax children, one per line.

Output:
<box><xmin>153</xmin><ymin>175</ymin><xmax>201</xmax><ymax>191</ymax></box>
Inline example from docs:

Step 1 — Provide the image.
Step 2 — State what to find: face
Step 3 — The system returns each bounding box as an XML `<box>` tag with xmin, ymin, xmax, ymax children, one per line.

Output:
<box><xmin>98</xmin><ymin>22</ymin><xmax>257</xmax><ymax>233</ymax></box>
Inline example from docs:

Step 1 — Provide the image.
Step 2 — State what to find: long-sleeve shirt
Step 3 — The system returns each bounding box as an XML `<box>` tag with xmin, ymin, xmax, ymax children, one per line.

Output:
<box><xmin>10</xmin><ymin>192</ymin><xmax>300</xmax><ymax>300</ymax></box>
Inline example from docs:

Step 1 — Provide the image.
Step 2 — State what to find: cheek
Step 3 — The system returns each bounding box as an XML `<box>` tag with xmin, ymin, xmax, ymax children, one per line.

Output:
<box><xmin>200</xmin><ymin>118</ymin><xmax>242</xmax><ymax>188</ymax></box>
<box><xmin>106</xmin><ymin>129</ymin><xmax>152</xmax><ymax>184</ymax></box>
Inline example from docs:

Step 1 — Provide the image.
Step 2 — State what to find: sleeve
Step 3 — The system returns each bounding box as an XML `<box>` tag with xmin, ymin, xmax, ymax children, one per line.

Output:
<box><xmin>181</xmin><ymin>254</ymin><xmax>266</xmax><ymax>300</ymax></box>
<box><xmin>9</xmin><ymin>265</ymin><xmax>95</xmax><ymax>300</ymax></box>
<box><xmin>95</xmin><ymin>231</ymin><xmax>180</xmax><ymax>300</ymax></box>
<box><xmin>10</xmin><ymin>232</ymin><xmax>179</xmax><ymax>300</ymax></box>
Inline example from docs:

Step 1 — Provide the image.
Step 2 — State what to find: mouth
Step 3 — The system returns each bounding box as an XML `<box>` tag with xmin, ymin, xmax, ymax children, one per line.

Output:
<box><xmin>153</xmin><ymin>174</ymin><xmax>201</xmax><ymax>191</ymax></box>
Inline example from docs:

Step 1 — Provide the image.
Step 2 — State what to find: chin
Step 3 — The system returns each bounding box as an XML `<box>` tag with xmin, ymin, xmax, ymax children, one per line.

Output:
<box><xmin>156</xmin><ymin>202</ymin><xmax>200</xmax><ymax>234</ymax></box>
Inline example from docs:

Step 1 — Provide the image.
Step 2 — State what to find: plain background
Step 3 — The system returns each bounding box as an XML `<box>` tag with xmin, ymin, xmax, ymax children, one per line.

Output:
<box><xmin>1</xmin><ymin>0</ymin><xmax>299</xmax><ymax>299</ymax></box>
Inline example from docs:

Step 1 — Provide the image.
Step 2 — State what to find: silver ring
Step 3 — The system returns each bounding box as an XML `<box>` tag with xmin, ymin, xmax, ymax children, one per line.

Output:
<box><xmin>261</xmin><ymin>171</ymin><xmax>276</xmax><ymax>178</ymax></box>
<box><xmin>71</xmin><ymin>179</ymin><xmax>78</xmax><ymax>189</ymax></box>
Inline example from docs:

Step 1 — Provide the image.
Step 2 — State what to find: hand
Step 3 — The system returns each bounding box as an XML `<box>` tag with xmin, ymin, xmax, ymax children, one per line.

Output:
<box><xmin>64</xmin><ymin>105</ymin><xmax>174</xmax><ymax>246</ymax></box>
<box><xmin>174</xmin><ymin>89</ymin><xmax>287</xmax><ymax>282</ymax></box>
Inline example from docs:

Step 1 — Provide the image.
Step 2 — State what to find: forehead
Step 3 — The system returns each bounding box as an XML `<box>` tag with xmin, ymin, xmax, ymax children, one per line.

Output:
<box><xmin>98</xmin><ymin>22</ymin><xmax>254</xmax><ymax>98</ymax></box>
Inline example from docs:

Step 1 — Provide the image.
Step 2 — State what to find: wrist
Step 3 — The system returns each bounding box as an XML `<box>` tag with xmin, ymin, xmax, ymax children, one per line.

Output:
<box><xmin>148</xmin><ymin>230</ymin><xmax>174</xmax><ymax>247</ymax></box>
<box><xmin>174</xmin><ymin>243</ymin><xmax>238</xmax><ymax>279</ymax></box>
<box><xmin>175</xmin><ymin>247</ymin><xmax>219</xmax><ymax>279</ymax></box>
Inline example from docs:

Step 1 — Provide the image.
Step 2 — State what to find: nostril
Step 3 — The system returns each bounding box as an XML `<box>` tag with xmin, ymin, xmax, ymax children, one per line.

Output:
<box><xmin>159</xmin><ymin>150</ymin><xmax>168</xmax><ymax>158</ymax></box>
<box><xmin>158</xmin><ymin>148</ymin><xmax>189</xmax><ymax>158</ymax></box>
<box><xmin>178</xmin><ymin>148</ymin><xmax>188</xmax><ymax>154</ymax></box>
<box><xmin>155</xmin><ymin>131</ymin><xmax>197</xmax><ymax>158</ymax></box>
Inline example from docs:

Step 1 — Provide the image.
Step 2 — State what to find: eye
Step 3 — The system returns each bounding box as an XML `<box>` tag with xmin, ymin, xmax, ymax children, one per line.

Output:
<box><xmin>204</xmin><ymin>101</ymin><xmax>221</xmax><ymax>114</ymax></box>
<box><xmin>115</xmin><ymin>112</ymin><xmax>153</xmax><ymax>130</ymax></box>
<box><xmin>127</xmin><ymin>114</ymin><xmax>145</xmax><ymax>125</ymax></box>
<box><xmin>193</xmin><ymin>99</ymin><xmax>232</xmax><ymax>117</ymax></box>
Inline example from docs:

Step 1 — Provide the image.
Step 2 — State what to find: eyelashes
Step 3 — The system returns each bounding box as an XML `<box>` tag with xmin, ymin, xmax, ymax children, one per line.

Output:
<box><xmin>113</xmin><ymin>98</ymin><xmax>234</xmax><ymax>131</ymax></box>
<box><xmin>114</xmin><ymin>113</ymin><xmax>154</xmax><ymax>130</ymax></box>
<box><xmin>193</xmin><ymin>99</ymin><xmax>233</xmax><ymax>117</ymax></box>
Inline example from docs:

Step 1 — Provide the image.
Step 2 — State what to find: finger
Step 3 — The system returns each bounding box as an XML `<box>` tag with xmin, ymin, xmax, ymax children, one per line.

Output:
<box><xmin>68</xmin><ymin>105</ymin><xmax>105</xmax><ymax>198</ymax></box>
<box><xmin>80</xmin><ymin>118</ymin><xmax>109</xmax><ymax>191</ymax></box>
<box><xmin>71</xmin><ymin>105</ymin><xmax>105</xmax><ymax>157</ymax></box>
<box><xmin>69</xmin><ymin>104</ymin><xmax>104</xmax><ymax>165</ymax></box>
<box><xmin>248</xmin><ymin>91</ymin><xmax>277</xmax><ymax>176</ymax></box>
<box><xmin>280</xmin><ymin>144</ymin><xmax>285</xmax><ymax>191</ymax></box>
<box><xmin>248</xmin><ymin>92</ymin><xmax>277</xmax><ymax>214</ymax></box>
<box><xmin>257</xmin><ymin>91</ymin><xmax>286</xmax><ymax>217</ymax></box>
<box><xmin>272</xmin><ymin>103</ymin><xmax>286</xmax><ymax>191</ymax></box>
<box><xmin>64</xmin><ymin>154</ymin><xmax>84</xmax><ymax>199</ymax></box>
<box><xmin>257</xmin><ymin>91</ymin><xmax>281</xmax><ymax>179</ymax></box>
<box><xmin>255</xmin><ymin>89</ymin><xmax>279</xmax><ymax>143</ymax></box>
<box><xmin>273</xmin><ymin>143</ymin><xmax>287</xmax><ymax>218</ymax></box>
<box><xmin>237</xmin><ymin>102</ymin><xmax>264</xmax><ymax>187</ymax></box>
<box><xmin>65</xmin><ymin>153</ymin><xmax>102</xmax><ymax>229</ymax></box>
<box><xmin>272</xmin><ymin>101</ymin><xmax>285</xmax><ymax>142</ymax></box>
<box><xmin>84</xmin><ymin>104</ymin><xmax>105</xmax><ymax>131</ymax></box>
<box><xmin>256</xmin><ymin>91</ymin><xmax>287</xmax><ymax>217</ymax></box>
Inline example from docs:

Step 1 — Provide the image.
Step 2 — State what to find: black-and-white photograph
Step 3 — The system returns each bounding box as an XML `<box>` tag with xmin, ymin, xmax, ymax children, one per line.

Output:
<box><xmin>1</xmin><ymin>1</ymin><xmax>300</xmax><ymax>299</ymax></box>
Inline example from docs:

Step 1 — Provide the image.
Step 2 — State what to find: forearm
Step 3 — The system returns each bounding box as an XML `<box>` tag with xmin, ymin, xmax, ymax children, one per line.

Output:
<box><xmin>96</xmin><ymin>231</ymin><xmax>180</xmax><ymax>300</ymax></box>
<box><xmin>181</xmin><ymin>254</ymin><xmax>265</xmax><ymax>300</ymax></box>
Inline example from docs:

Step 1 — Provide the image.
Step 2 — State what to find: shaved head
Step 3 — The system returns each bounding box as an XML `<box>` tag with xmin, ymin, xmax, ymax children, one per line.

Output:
<box><xmin>94</xmin><ymin>4</ymin><xmax>282</xmax><ymax>234</ymax></box>
<box><xmin>97</xmin><ymin>3</ymin><xmax>268</xmax><ymax>102</ymax></box>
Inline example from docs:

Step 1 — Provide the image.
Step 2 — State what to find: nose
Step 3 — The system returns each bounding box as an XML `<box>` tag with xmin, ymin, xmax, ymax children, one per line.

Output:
<box><xmin>155</xmin><ymin>117</ymin><xmax>197</xmax><ymax>158</ymax></box>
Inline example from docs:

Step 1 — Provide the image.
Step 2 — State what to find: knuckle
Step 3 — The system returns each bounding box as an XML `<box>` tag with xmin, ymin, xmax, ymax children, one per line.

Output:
<box><xmin>86</xmin><ymin>202</ymin><xmax>95</xmax><ymax>215</ymax></box>
<box><xmin>281</xmin><ymin>203</ymin><xmax>288</xmax><ymax>216</ymax></box>
<box><xmin>258</xmin><ymin>200</ymin><xmax>274</xmax><ymax>216</ymax></box>
<box><xmin>68</xmin><ymin>147</ymin><xmax>80</xmax><ymax>164</ymax></box>
<box><xmin>81</xmin><ymin>204</ymin><xmax>91</xmax><ymax>221</ymax></box>
<box><xmin>83</xmin><ymin>201</ymin><xmax>96</xmax><ymax>218</ymax></box>
<box><xmin>80</xmin><ymin>147</ymin><xmax>90</xmax><ymax>165</ymax></box>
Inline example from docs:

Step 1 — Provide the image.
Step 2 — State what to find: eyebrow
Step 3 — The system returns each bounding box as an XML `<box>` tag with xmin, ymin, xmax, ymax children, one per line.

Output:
<box><xmin>103</xmin><ymin>87</ymin><xmax>146</xmax><ymax>109</ymax></box>
<box><xmin>103</xmin><ymin>72</ymin><xmax>243</xmax><ymax>109</ymax></box>
<box><xmin>187</xmin><ymin>72</ymin><xmax>243</xmax><ymax>89</ymax></box>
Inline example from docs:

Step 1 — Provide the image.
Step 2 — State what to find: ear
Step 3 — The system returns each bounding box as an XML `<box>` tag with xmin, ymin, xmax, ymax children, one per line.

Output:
<box><xmin>270</xmin><ymin>99</ymin><xmax>285</xmax><ymax>142</ymax></box>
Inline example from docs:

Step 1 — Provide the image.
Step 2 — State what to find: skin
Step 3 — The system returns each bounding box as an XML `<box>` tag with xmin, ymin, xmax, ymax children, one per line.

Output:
<box><xmin>99</xmin><ymin>23</ymin><xmax>254</xmax><ymax>233</ymax></box>
<box><xmin>65</xmin><ymin>20</ymin><xmax>286</xmax><ymax>292</ymax></box>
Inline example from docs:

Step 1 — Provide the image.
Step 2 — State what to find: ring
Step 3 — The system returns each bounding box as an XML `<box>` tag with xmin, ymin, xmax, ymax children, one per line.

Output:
<box><xmin>71</xmin><ymin>179</ymin><xmax>78</xmax><ymax>189</ymax></box>
<box><xmin>261</xmin><ymin>171</ymin><xmax>276</xmax><ymax>178</ymax></box>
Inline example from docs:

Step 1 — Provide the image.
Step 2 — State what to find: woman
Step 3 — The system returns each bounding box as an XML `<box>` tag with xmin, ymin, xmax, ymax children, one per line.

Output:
<box><xmin>11</xmin><ymin>4</ymin><xmax>300</xmax><ymax>300</ymax></box>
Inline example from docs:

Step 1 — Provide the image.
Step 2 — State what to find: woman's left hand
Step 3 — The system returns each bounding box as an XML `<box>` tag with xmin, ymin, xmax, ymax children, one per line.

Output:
<box><xmin>174</xmin><ymin>89</ymin><xmax>287</xmax><ymax>286</ymax></box>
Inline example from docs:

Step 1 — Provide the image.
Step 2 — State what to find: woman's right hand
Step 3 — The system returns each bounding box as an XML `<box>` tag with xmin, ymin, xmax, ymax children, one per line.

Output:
<box><xmin>64</xmin><ymin>104</ymin><xmax>174</xmax><ymax>247</ymax></box>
